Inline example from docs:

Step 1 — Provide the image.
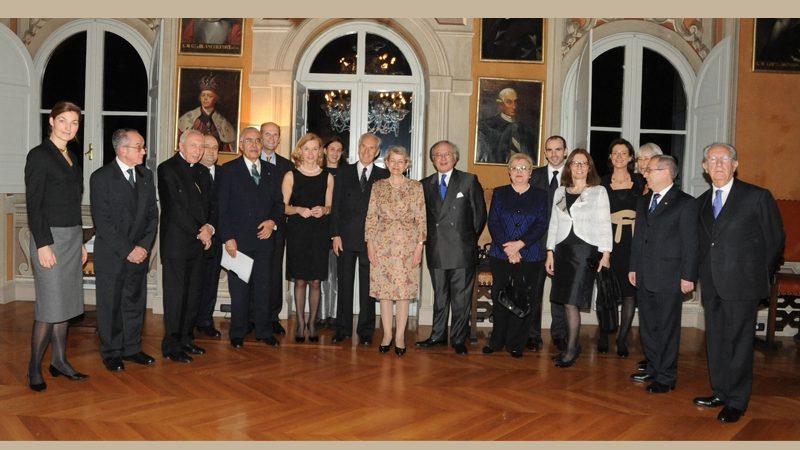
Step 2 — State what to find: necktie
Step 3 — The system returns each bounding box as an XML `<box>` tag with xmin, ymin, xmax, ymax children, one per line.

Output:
<box><xmin>126</xmin><ymin>168</ymin><xmax>135</xmax><ymax>188</ymax></box>
<box><xmin>251</xmin><ymin>163</ymin><xmax>260</xmax><ymax>185</ymax></box>
<box><xmin>360</xmin><ymin>167</ymin><xmax>367</xmax><ymax>191</ymax></box>
<box><xmin>648</xmin><ymin>193</ymin><xmax>660</xmax><ymax>215</ymax></box>
<box><xmin>550</xmin><ymin>170</ymin><xmax>559</xmax><ymax>191</ymax></box>
<box><xmin>440</xmin><ymin>174</ymin><xmax>448</xmax><ymax>200</ymax></box>
<box><xmin>712</xmin><ymin>189</ymin><xmax>723</xmax><ymax>218</ymax></box>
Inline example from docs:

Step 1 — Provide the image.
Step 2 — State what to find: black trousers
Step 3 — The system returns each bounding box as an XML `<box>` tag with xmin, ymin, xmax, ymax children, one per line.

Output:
<box><xmin>334</xmin><ymin>249</ymin><xmax>375</xmax><ymax>339</ymax></box>
<box><xmin>637</xmin><ymin>288</ymin><xmax>683</xmax><ymax>386</ymax></box>
<box><xmin>95</xmin><ymin>264</ymin><xmax>148</xmax><ymax>359</ymax></box>
<box><xmin>161</xmin><ymin>250</ymin><xmax>204</xmax><ymax>355</ymax></box>
<box><xmin>228</xmin><ymin>250</ymin><xmax>274</xmax><ymax>340</ymax></box>
<box><xmin>269</xmin><ymin>228</ymin><xmax>286</xmax><ymax>323</ymax></box>
<box><xmin>429</xmin><ymin>265</ymin><xmax>476</xmax><ymax>345</ymax></box>
<box><xmin>195</xmin><ymin>244</ymin><xmax>222</xmax><ymax>328</ymax></box>
<box><xmin>490</xmin><ymin>258</ymin><xmax>543</xmax><ymax>353</ymax></box>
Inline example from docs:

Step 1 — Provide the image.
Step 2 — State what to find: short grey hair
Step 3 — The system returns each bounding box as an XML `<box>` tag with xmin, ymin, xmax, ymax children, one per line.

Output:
<box><xmin>702</xmin><ymin>142</ymin><xmax>737</xmax><ymax>162</ymax></box>
<box><xmin>385</xmin><ymin>145</ymin><xmax>411</xmax><ymax>168</ymax></box>
<box><xmin>428</xmin><ymin>140</ymin><xmax>460</xmax><ymax>162</ymax></box>
<box><xmin>179</xmin><ymin>129</ymin><xmax>203</xmax><ymax>145</ymax></box>
<box><xmin>637</xmin><ymin>142</ymin><xmax>663</xmax><ymax>158</ymax></box>
<box><xmin>359</xmin><ymin>132</ymin><xmax>382</xmax><ymax>149</ymax></box>
<box><xmin>112</xmin><ymin>128</ymin><xmax>137</xmax><ymax>153</ymax></box>
<box><xmin>239</xmin><ymin>127</ymin><xmax>260</xmax><ymax>141</ymax></box>
<box><xmin>651</xmin><ymin>155</ymin><xmax>678</xmax><ymax>179</ymax></box>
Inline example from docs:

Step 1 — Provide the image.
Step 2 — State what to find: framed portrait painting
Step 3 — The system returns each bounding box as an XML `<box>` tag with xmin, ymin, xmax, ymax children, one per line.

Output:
<box><xmin>752</xmin><ymin>18</ymin><xmax>800</xmax><ymax>73</ymax></box>
<box><xmin>474</xmin><ymin>77</ymin><xmax>543</xmax><ymax>166</ymax></box>
<box><xmin>480</xmin><ymin>18</ymin><xmax>544</xmax><ymax>63</ymax></box>
<box><xmin>176</xmin><ymin>67</ymin><xmax>242</xmax><ymax>154</ymax></box>
<box><xmin>179</xmin><ymin>18</ymin><xmax>244</xmax><ymax>56</ymax></box>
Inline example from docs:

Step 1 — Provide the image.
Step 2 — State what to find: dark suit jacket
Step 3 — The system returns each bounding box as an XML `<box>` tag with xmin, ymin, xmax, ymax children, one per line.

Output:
<box><xmin>217</xmin><ymin>157</ymin><xmax>285</xmax><ymax>254</ymax></box>
<box><xmin>330</xmin><ymin>163</ymin><xmax>389</xmax><ymax>252</ymax></box>
<box><xmin>261</xmin><ymin>152</ymin><xmax>293</xmax><ymax>237</ymax></box>
<box><xmin>629</xmin><ymin>185</ymin><xmax>699</xmax><ymax>293</ymax></box>
<box><xmin>157</xmin><ymin>153</ymin><xmax>216</xmax><ymax>259</ymax></box>
<box><xmin>697</xmin><ymin>178</ymin><xmax>784</xmax><ymax>302</ymax></box>
<box><xmin>422</xmin><ymin>169</ymin><xmax>487</xmax><ymax>269</ymax></box>
<box><xmin>90</xmin><ymin>162</ymin><xmax>158</xmax><ymax>274</ymax></box>
<box><xmin>204</xmin><ymin>163</ymin><xmax>223</xmax><ymax>259</ymax></box>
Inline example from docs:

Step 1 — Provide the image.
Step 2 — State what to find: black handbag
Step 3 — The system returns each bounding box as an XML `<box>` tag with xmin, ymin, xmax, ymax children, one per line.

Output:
<box><xmin>594</xmin><ymin>266</ymin><xmax>621</xmax><ymax>332</ymax></box>
<box><xmin>494</xmin><ymin>275</ymin><xmax>532</xmax><ymax>319</ymax></box>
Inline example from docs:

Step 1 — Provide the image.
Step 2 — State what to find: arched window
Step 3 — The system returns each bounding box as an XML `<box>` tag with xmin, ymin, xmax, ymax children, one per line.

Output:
<box><xmin>295</xmin><ymin>22</ymin><xmax>424</xmax><ymax>177</ymax></box>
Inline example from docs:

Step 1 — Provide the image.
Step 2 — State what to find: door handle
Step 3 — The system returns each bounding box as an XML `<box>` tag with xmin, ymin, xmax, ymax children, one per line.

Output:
<box><xmin>85</xmin><ymin>143</ymin><xmax>93</xmax><ymax>160</ymax></box>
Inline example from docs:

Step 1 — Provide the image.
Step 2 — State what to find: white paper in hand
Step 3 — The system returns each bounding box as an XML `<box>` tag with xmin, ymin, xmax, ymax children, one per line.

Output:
<box><xmin>220</xmin><ymin>246</ymin><xmax>254</xmax><ymax>284</ymax></box>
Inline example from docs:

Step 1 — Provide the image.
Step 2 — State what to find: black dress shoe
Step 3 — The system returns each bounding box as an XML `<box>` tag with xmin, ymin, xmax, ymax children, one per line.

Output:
<box><xmin>273</xmin><ymin>321</ymin><xmax>286</xmax><ymax>335</ymax></box>
<box><xmin>510</xmin><ymin>350</ymin><xmax>523</xmax><ymax>358</ymax></box>
<box><xmin>102</xmin><ymin>358</ymin><xmax>125</xmax><ymax>372</ymax></box>
<box><xmin>49</xmin><ymin>364</ymin><xmax>90</xmax><ymax>380</ymax></box>
<box><xmin>630</xmin><ymin>373</ymin><xmax>653</xmax><ymax>383</ymax></box>
<box><xmin>331</xmin><ymin>333</ymin><xmax>350</xmax><ymax>343</ymax></box>
<box><xmin>646</xmin><ymin>381</ymin><xmax>675</xmax><ymax>394</ymax></box>
<box><xmin>717</xmin><ymin>406</ymin><xmax>744</xmax><ymax>423</ymax></box>
<box><xmin>552</xmin><ymin>338</ymin><xmax>567</xmax><ymax>352</ymax></box>
<box><xmin>453</xmin><ymin>343</ymin><xmax>468</xmax><ymax>355</ymax></box>
<box><xmin>164</xmin><ymin>351</ymin><xmax>193</xmax><ymax>363</ymax></box>
<box><xmin>482</xmin><ymin>346</ymin><xmax>495</xmax><ymax>354</ymax></box>
<box><xmin>637</xmin><ymin>362</ymin><xmax>648</xmax><ymax>371</ymax></box>
<box><xmin>122</xmin><ymin>352</ymin><xmax>155</xmax><ymax>365</ymax></box>
<box><xmin>525</xmin><ymin>337</ymin><xmax>542</xmax><ymax>352</ymax></box>
<box><xmin>616</xmin><ymin>341</ymin><xmax>629</xmax><ymax>358</ymax></box>
<box><xmin>597</xmin><ymin>341</ymin><xmax>609</xmax><ymax>353</ymax></box>
<box><xmin>395</xmin><ymin>346</ymin><xmax>406</xmax><ymax>357</ymax></box>
<box><xmin>360</xmin><ymin>337</ymin><xmax>372</xmax><ymax>346</ymax></box>
<box><xmin>261</xmin><ymin>336</ymin><xmax>280</xmax><ymax>347</ymax></box>
<box><xmin>416</xmin><ymin>338</ymin><xmax>448</xmax><ymax>348</ymax></box>
<box><xmin>28</xmin><ymin>374</ymin><xmax>46</xmax><ymax>392</ymax></box>
<box><xmin>230</xmin><ymin>338</ymin><xmax>244</xmax><ymax>348</ymax></box>
<box><xmin>196</xmin><ymin>325</ymin><xmax>221</xmax><ymax>338</ymax></box>
<box><xmin>693</xmin><ymin>395</ymin><xmax>725</xmax><ymax>407</ymax></box>
<box><xmin>182</xmin><ymin>343</ymin><xmax>206</xmax><ymax>355</ymax></box>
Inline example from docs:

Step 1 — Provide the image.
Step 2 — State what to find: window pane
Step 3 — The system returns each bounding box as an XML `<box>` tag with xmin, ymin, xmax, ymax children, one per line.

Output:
<box><xmin>589</xmin><ymin>130</ymin><xmax>621</xmax><ymax>178</ymax></box>
<box><xmin>640</xmin><ymin>48</ymin><xmax>686</xmax><ymax>130</ymax></box>
<box><xmin>368</xmin><ymin>90</ymin><xmax>412</xmax><ymax>166</ymax></box>
<box><xmin>591</xmin><ymin>47</ymin><xmax>624</xmax><ymax>128</ymax></box>
<box><xmin>310</xmin><ymin>33</ymin><xmax>358</xmax><ymax>74</ymax></box>
<box><xmin>41</xmin><ymin>32</ymin><xmax>86</xmax><ymax>109</ymax></box>
<box><xmin>104</xmin><ymin>32</ymin><xmax>148</xmax><ymax>112</ymax></box>
<box><xmin>103</xmin><ymin>116</ymin><xmax>148</xmax><ymax>165</ymax></box>
<box><xmin>639</xmin><ymin>132</ymin><xmax>686</xmax><ymax>188</ymax></box>
<box><xmin>365</xmin><ymin>33</ymin><xmax>412</xmax><ymax>76</ymax></box>
<box><xmin>41</xmin><ymin>113</ymin><xmax>85</xmax><ymax>170</ymax></box>
<box><xmin>309</xmin><ymin>89</ymin><xmax>352</xmax><ymax>151</ymax></box>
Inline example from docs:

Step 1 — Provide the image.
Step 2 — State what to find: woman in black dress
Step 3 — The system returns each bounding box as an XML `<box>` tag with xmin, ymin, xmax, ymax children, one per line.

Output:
<box><xmin>599</xmin><ymin>138</ymin><xmax>646</xmax><ymax>357</ymax></box>
<box><xmin>545</xmin><ymin>149</ymin><xmax>612</xmax><ymax>368</ymax></box>
<box><xmin>318</xmin><ymin>137</ymin><xmax>346</xmax><ymax>329</ymax></box>
<box><xmin>24</xmin><ymin>101</ymin><xmax>90</xmax><ymax>391</ymax></box>
<box><xmin>282</xmin><ymin>133</ymin><xmax>334</xmax><ymax>343</ymax></box>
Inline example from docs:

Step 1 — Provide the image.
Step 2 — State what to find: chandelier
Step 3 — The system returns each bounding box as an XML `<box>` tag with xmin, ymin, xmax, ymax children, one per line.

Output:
<box><xmin>322</xmin><ymin>90</ymin><xmax>410</xmax><ymax>137</ymax></box>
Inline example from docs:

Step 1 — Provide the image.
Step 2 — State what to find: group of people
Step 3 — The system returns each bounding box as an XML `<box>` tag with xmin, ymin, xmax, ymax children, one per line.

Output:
<box><xmin>25</xmin><ymin>102</ymin><xmax>785</xmax><ymax>424</ymax></box>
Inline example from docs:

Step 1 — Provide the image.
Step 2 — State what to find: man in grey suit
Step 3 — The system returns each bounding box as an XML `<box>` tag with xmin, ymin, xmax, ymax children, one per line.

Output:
<box><xmin>90</xmin><ymin>128</ymin><xmax>158</xmax><ymax>371</ymax></box>
<box><xmin>693</xmin><ymin>143</ymin><xmax>784</xmax><ymax>423</ymax></box>
<box><xmin>628</xmin><ymin>155</ymin><xmax>698</xmax><ymax>394</ymax></box>
<box><xmin>416</xmin><ymin>140</ymin><xmax>487</xmax><ymax>355</ymax></box>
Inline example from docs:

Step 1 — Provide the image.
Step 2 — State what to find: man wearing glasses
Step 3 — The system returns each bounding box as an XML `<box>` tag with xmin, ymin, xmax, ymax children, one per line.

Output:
<box><xmin>90</xmin><ymin>129</ymin><xmax>158</xmax><ymax>371</ymax></box>
<box><xmin>693</xmin><ymin>143</ymin><xmax>784</xmax><ymax>422</ymax></box>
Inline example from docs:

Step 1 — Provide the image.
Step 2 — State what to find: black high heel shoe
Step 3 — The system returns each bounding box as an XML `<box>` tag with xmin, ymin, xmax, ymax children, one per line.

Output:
<box><xmin>28</xmin><ymin>374</ymin><xmax>46</xmax><ymax>392</ymax></box>
<box><xmin>395</xmin><ymin>345</ymin><xmax>406</xmax><ymax>357</ymax></box>
<box><xmin>295</xmin><ymin>326</ymin><xmax>305</xmax><ymax>343</ymax></box>
<box><xmin>597</xmin><ymin>332</ymin><xmax>609</xmax><ymax>354</ymax></box>
<box><xmin>616</xmin><ymin>340</ymin><xmax>629</xmax><ymax>358</ymax></box>
<box><xmin>49</xmin><ymin>364</ymin><xmax>89</xmax><ymax>381</ymax></box>
<box><xmin>307</xmin><ymin>322</ymin><xmax>319</xmax><ymax>342</ymax></box>
<box><xmin>555</xmin><ymin>345</ymin><xmax>581</xmax><ymax>368</ymax></box>
<box><xmin>378</xmin><ymin>340</ymin><xmax>392</xmax><ymax>353</ymax></box>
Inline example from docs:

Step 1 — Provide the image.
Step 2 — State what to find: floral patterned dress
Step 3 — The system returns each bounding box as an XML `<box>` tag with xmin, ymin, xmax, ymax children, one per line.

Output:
<box><xmin>365</xmin><ymin>177</ymin><xmax>426</xmax><ymax>300</ymax></box>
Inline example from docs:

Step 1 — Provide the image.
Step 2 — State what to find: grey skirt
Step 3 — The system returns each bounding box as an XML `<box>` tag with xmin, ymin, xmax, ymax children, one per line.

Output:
<box><xmin>30</xmin><ymin>226</ymin><xmax>84</xmax><ymax>323</ymax></box>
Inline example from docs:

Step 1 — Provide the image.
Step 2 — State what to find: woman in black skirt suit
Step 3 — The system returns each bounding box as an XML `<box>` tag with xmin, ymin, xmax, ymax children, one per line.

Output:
<box><xmin>24</xmin><ymin>101</ymin><xmax>90</xmax><ymax>391</ymax></box>
<box><xmin>545</xmin><ymin>149</ymin><xmax>612</xmax><ymax>368</ymax></box>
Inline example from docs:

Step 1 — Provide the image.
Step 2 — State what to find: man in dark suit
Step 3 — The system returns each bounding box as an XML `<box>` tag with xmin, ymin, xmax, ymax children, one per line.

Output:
<box><xmin>527</xmin><ymin>135</ymin><xmax>568</xmax><ymax>353</ymax></box>
<box><xmin>628</xmin><ymin>155</ymin><xmax>698</xmax><ymax>394</ymax></box>
<box><xmin>195</xmin><ymin>134</ymin><xmax>223</xmax><ymax>338</ymax></box>
<box><xmin>416</xmin><ymin>140</ymin><xmax>487</xmax><ymax>355</ymax></box>
<box><xmin>330</xmin><ymin>133</ymin><xmax>389</xmax><ymax>345</ymax></box>
<box><xmin>694</xmin><ymin>143</ymin><xmax>784</xmax><ymax>423</ymax></box>
<box><xmin>260</xmin><ymin>121</ymin><xmax>293</xmax><ymax>336</ymax></box>
<box><xmin>218</xmin><ymin>127</ymin><xmax>285</xmax><ymax>348</ymax></box>
<box><xmin>157</xmin><ymin>129</ymin><xmax>217</xmax><ymax>363</ymax></box>
<box><xmin>90</xmin><ymin>128</ymin><xmax>158</xmax><ymax>371</ymax></box>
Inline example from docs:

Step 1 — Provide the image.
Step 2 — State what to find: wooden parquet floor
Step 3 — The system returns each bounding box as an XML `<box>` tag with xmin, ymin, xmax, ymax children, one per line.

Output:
<box><xmin>0</xmin><ymin>300</ymin><xmax>798</xmax><ymax>441</ymax></box>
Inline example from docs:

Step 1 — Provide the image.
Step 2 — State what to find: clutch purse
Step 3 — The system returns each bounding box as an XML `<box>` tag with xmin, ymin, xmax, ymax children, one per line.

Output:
<box><xmin>494</xmin><ymin>276</ymin><xmax>532</xmax><ymax>319</ymax></box>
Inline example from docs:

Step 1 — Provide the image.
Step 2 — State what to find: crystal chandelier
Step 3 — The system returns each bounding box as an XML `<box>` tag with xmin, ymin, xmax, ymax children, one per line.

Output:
<box><xmin>323</xmin><ymin>90</ymin><xmax>351</xmax><ymax>134</ymax></box>
<box><xmin>322</xmin><ymin>90</ymin><xmax>410</xmax><ymax>137</ymax></box>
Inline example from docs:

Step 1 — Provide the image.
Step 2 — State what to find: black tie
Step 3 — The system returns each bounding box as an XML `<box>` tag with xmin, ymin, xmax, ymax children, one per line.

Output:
<box><xmin>251</xmin><ymin>163</ymin><xmax>260</xmax><ymax>185</ymax></box>
<box><xmin>360</xmin><ymin>167</ymin><xmax>367</xmax><ymax>191</ymax></box>
<box><xmin>550</xmin><ymin>170</ymin><xmax>559</xmax><ymax>191</ymax></box>
<box><xmin>126</xmin><ymin>168</ymin><xmax>135</xmax><ymax>188</ymax></box>
<box><xmin>649</xmin><ymin>193</ymin><xmax>661</xmax><ymax>215</ymax></box>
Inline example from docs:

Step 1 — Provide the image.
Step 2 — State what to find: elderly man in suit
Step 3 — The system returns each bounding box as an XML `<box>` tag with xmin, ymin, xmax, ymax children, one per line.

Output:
<box><xmin>218</xmin><ymin>127</ymin><xmax>285</xmax><ymax>348</ymax></box>
<box><xmin>330</xmin><ymin>133</ymin><xmax>390</xmax><ymax>345</ymax></box>
<box><xmin>90</xmin><ymin>128</ymin><xmax>158</xmax><ymax>371</ymax></box>
<box><xmin>416</xmin><ymin>140</ymin><xmax>487</xmax><ymax>355</ymax></box>
<box><xmin>157</xmin><ymin>129</ymin><xmax>217</xmax><ymax>363</ymax></box>
<box><xmin>628</xmin><ymin>155</ymin><xmax>698</xmax><ymax>394</ymax></box>
<box><xmin>260</xmin><ymin>121</ymin><xmax>293</xmax><ymax>336</ymax></box>
<box><xmin>527</xmin><ymin>135</ymin><xmax>569</xmax><ymax>353</ymax></box>
<box><xmin>693</xmin><ymin>143</ymin><xmax>784</xmax><ymax>423</ymax></box>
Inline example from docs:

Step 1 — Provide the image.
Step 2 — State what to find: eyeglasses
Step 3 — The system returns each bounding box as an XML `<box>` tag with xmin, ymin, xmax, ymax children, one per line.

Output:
<box><xmin>242</xmin><ymin>138</ymin><xmax>262</xmax><ymax>145</ymax></box>
<box><xmin>509</xmin><ymin>165</ymin><xmax>530</xmax><ymax>172</ymax></box>
<box><xmin>570</xmin><ymin>161</ymin><xmax>588</xmax><ymax>168</ymax></box>
<box><xmin>642</xmin><ymin>167</ymin><xmax>667</xmax><ymax>174</ymax></box>
<box><xmin>636</xmin><ymin>156</ymin><xmax>652</xmax><ymax>161</ymax></box>
<box><xmin>124</xmin><ymin>145</ymin><xmax>146</xmax><ymax>151</ymax></box>
<box><xmin>707</xmin><ymin>156</ymin><xmax>733</xmax><ymax>164</ymax></box>
<box><xmin>432</xmin><ymin>152</ymin><xmax>452</xmax><ymax>159</ymax></box>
